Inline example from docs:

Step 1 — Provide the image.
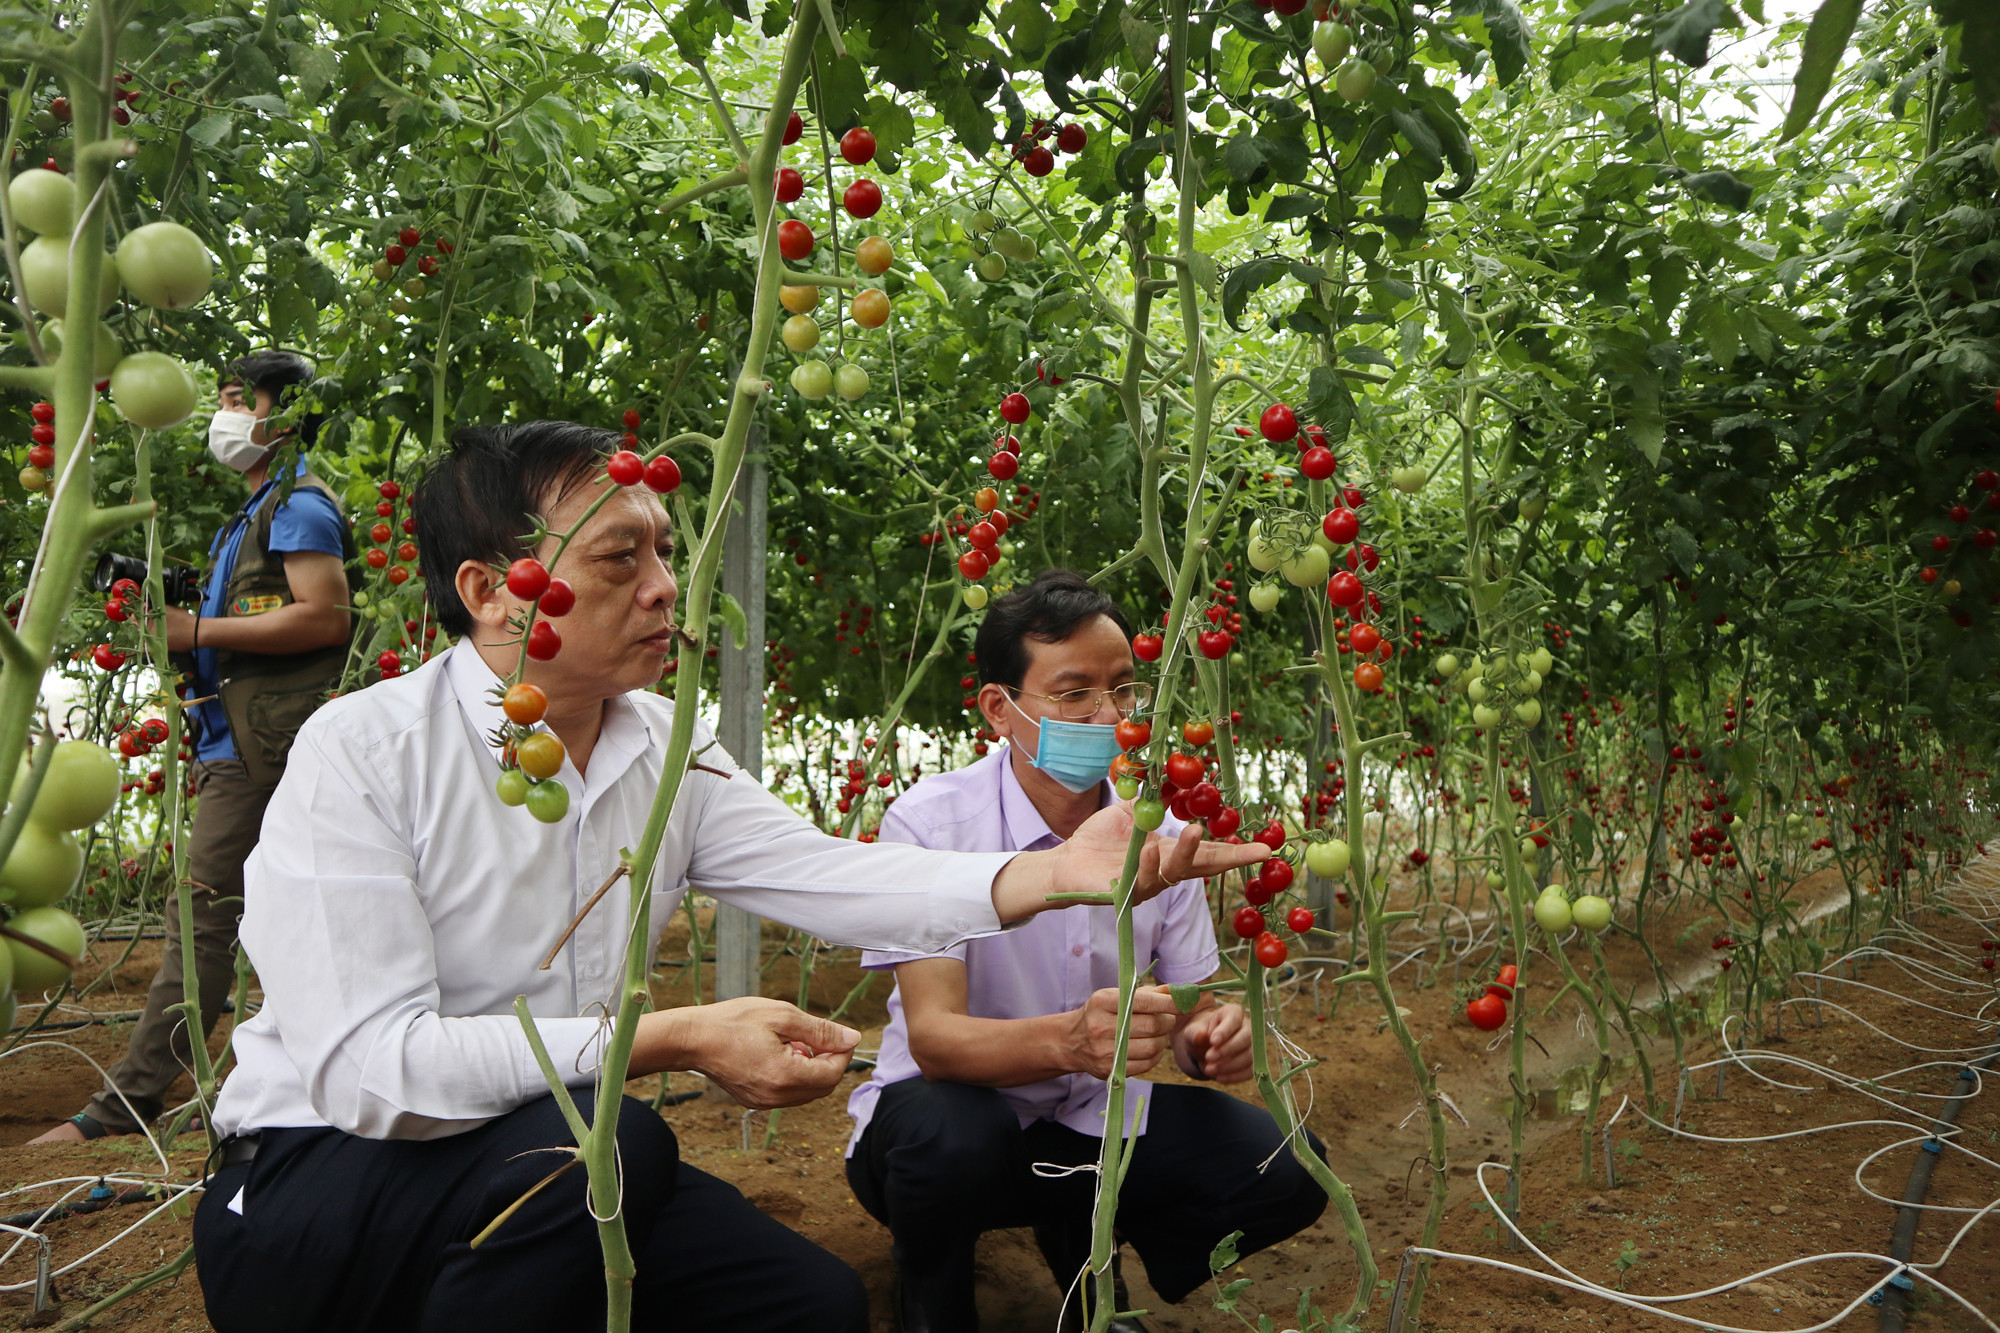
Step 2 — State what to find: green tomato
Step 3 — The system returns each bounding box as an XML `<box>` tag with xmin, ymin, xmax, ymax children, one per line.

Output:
<box><xmin>1514</xmin><ymin>699</ymin><xmax>1542</xmax><ymax>726</ymax></box>
<box><xmin>1390</xmin><ymin>464</ymin><xmax>1426</xmax><ymax>493</ymax></box>
<box><xmin>40</xmin><ymin>318</ymin><xmax>123</xmax><ymax>378</ymax></box>
<box><xmin>110</xmin><ymin>351</ymin><xmax>199</xmax><ymax>430</ymax></box>
<box><xmin>495</xmin><ymin>768</ymin><xmax>530</xmax><ymax>807</ymax></box>
<box><xmin>6</xmin><ymin>905</ymin><xmax>83</xmax><ymax>992</ymax></box>
<box><xmin>1114</xmin><ymin>775</ymin><xmax>1139</xmax><ymax>800</ymax></box>
<box><xmin>8</xmin><ymin>168</ymin><xmax>74</xmax><ymax>236</ymax></box>
<box><xmin>962</xmin><ymin>584</ymin><xmax>989</xmax><ymax>609</ymax></box>
<box><xmin>525</xmin><ymin>778</ymin><xmax>570</xmax><ymax>824</ymax></box>
<box><xmin>1520</xmin><ymin>494</ymin><xmax>1548</xmax><ymax>523</ymax></box>
<box><xmin>1280</xmin><ymin>544</ymin><xmax>1330</xmax><ymax>588</ymax></box>
<box><xmin>834</xmin><ymin>364</ymin><xmax>870</xmax><ymax>400</ymax></box>
<box><xmin>1334</xmin><ymin>58</ymin><xmax>1378</xmax><ymax>102</ymax></box>
<box><xmin>1572</xmin><ymin>894</ymin><xmax>1612</xmax><ymax>932</ymax></box>
<box><xmin>1248</xmin><ymin>582</ymin><xmax>1282</xmax><ymax>613</ymax></box>
<box><xmin>1435</xmin><ymin>653</ymin><xmax>1460</xmax><ymax>678</ymax></box>
<box><xmin>976</xmin><ymin>251</ymin><xmax>1008</xmax><ymax>281</ymax></box>
<box><xmin>22</xmin><ymin>236</ymin><xmax>118</xmax><ymax>317</ymax></box>
<box><xmin>781</xmin><ymin>314</ymin><xmax>820</xmax><ymax>353</ymax></box>
<box><xmin>1472</xmin><ymin>704</ymin><xmax>1501</xmax><ymax>728</ymax></box>
<box><xmin>1529</xmin><ymin>647</ymin><xmax>1553</xmax><ymax>676</ymax></box>
<box><xmin>1132</xmin><ymin>796</ymin><xmax>1166</xmax><ymax>831</ymax></box>
<box><xmin>1467</xmin><ymin>677</ymin><xmax>1490</xmax><ymax>703</ymax></box>
<box><xmin>1521</xmin><ymin>669</ymin><xmax>1543</xmax><ymax>695</ymax></box>
<box><xmin>1246</xmin><ymin>525</ymin><xmax>1281</xmax><ymax>573</ymax></box>
<box><xmin>115</xmin><ymin>221</ymin><xmax>214</xmax><ymax>310</ymax></box>
<box><xmin>1485</xmin><ymin>868</ymin><xmax>1506</xmax><ymax>889</ymax></box>
<box><xmin>1228</xmin><ymin>651</ymin><xmax>1247</xmax><ymax>670</ymax></box>
<box><xmin>1312</xmin><ymin>21</ymin><xmax>1354</xmax><ymax>68</ymax></box>
<box><xmin>1204</xmin><ymin>102</ymin><xmax>1231</xmax><ymax>130</ymax></box>
<box><xmin>0</xmin><ymin>823</ymin><xmax>81</xmax><ymax>910</ymax></box>
<box><xmin>1532</xmin><ymin>891</ymin><xmax>1572</xmax><ymax>933</ymax></box>
<box><xmin>27</xmin><ymin>740</ymin><xmax>120</xmax><ymax>830</ymax></box>
<box><xmin>1305</xmin><ymin>838</ymin><xmax>1351</xmax><ymax>877</ymax></box>
<box><xmin>790</xmin><ymin>360</ymin><xmax>833</xmax><ymax>400</ymax></box>
<box><xmin>967</xmin><ymin>209</ymin><xmax>998</xmax><ymax>234</ymax></box>
<box><xmin>353</xmin><ymin>590</ymin><xmax>371</xmax><ymax>608</ymax></box>
<box><xmin>1518</xmin><ymin>836</ymin><xmax>1537</xmax><ymax>857</ymax></box>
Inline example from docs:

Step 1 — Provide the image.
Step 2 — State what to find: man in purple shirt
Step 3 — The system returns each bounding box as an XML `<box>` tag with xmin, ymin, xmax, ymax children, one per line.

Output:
<box><xmin>846</xmin><ymin>570</ymin><xmax>1325</xmax><ymax>1333</ymax></box>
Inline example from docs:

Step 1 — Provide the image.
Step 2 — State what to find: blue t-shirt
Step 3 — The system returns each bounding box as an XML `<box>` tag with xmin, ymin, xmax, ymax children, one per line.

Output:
<box><xmin>191</xmin><ymin>467</ymin><xmax>346</xmax><ymax>762</ymax></box>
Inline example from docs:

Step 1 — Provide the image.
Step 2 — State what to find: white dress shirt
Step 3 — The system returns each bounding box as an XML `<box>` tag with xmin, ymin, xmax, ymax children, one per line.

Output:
<box><xmin>212</xmin><ymin>642</ymin><xmax>1017</xmax><ymax>1141</ymax></box>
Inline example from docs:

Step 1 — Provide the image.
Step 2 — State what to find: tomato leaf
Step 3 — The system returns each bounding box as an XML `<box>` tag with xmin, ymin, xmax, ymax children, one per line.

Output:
<box><xmin>715</xmin><ymin>592</ymin><xmax>748</xmax><ymax>651</ymax></box>
<box><xmin>1679</xmin><ymin>169</ymin><xmax>1754</xmax><ymax>211</ymax></box>
<box><xmin>1221</xmin><ymin>256</ymin><xmax>1287</xmax><ymax>331</ymax></box>
<box><xmin>1167</xmin><ymin>981</ymin><xmax>1200</xmax><ymax>1013</ymax></box>
<box><xmin>1646</xmin><ymin>0</ymin><xmax>1737</xmax><ymax>69</ymax></box>
<box><xmin>1265</xmin><ymin>193</ymin><xmax>1321</xmax><ymax>223</ymax></box>
<box><xmin>1207</xmin><ymin>1230</ymin><xmax>1245</xmax><ymax>1277</ymax></box>
<box><xmin>1933</xmin><ymin>0</ymin><xmax>2000</xmax><ymax>125</ymax></box>
<box><xmin>1779</xmin><ymin>0</ymin><xmax>1863</xmax><ymax>142</ymax></box>
<box><xmin>1477</xmin><ymin>0</ymin><xmax>1534</xmax><ymax>87</ymax></box>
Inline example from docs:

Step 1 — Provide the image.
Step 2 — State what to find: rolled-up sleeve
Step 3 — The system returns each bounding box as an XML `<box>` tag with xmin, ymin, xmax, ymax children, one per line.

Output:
<box><xmin>240</xmin><ymin>726</ymin><xmax>607</xmax><ymax>1140</ymax></box>
<box><xmin>683</xmin><ymin>770</ymin><xmax>1015</xmax><ymax>954</ymax></box>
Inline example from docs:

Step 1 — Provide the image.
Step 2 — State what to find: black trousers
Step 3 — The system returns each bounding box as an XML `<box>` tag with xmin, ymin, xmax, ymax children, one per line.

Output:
<box><xmin>846</xmin><ymin>1078</ymin><xmax>1327</xmax><ymax>1322</ymax></box>
<box><xmin>193</xmin><ymin>1091</ymin><xmax>867</xmax><ymax>1333</ymax></box>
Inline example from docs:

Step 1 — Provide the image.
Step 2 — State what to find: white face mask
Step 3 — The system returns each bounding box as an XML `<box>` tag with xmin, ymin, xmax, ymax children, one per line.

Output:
<box><xmin>207</xmin><ymin>410</ymin><xmax>266</xmax><ymax>472</ymax></box>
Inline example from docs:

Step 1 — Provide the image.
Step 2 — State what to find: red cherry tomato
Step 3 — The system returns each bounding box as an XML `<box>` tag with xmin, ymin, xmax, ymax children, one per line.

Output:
<box><xmin>958</xmin><ymin>549</ymin><xmax>990</xmax><ymax>580</ymax></box>
<box><xmin>1187</xmin><ymin>781</ymin><xmax>1223</xmax><ymax>818</ymax></box>
<box><xmin>399</xmin><ymin>225</ymin><xmax>421</xmax><ymax>247</ymax></box>
<box><xmin>1254</xmin><ymin>822</ymin><xmax>1286</xmax><ymax>851</ymax></box>
<box><xmin>777</xmin><ymin>220</ymin><xmax>815</xmax><ymax>262</ymax></box>
<box><xmin>538</xmin><ymin>578</ymin><xmax>575</xmax><ymax>617</ymax></box>
<box><xmin>782</xmin><ymin>111</ymin><xmax>803</xmax><ymax>145</ymax></box>
<box><xmin>365</xmin><ymin>548</ymin><xmax>389</xmax><ymax>569</ymax></box>
<box><xmin>842</xmin><ymin>179</ymin><xmax>883</xmax><ymax>218</ymax></box>
<box><xmin>1327</xmin><ymin>571</ymin><xmax>1364</xmax><ymax>607</ymax></box>
<box><xmin>380</xmin><ymin>480</ymin><xmax>402</xmax><ymax>500</ymax></box>
<box><xmin>988</xmin><ymin>449</ymin><xmax>1020</xmax><ymax>481</ymax></box>
<box><xmin>606</xmin><ymin>451</ymin><xmax>644</xmax><ymax>486</ymax></box>
<box><xmin>1115</xmin><ymin>719</ymin><xmax>1151</xmax><ymax>750</ymax></box>
<box><xmin>643</xmin><ymin>455</ymin><xmax>682</xmax><ymax>494</ymax></box>
<box><xmin>1260</xmin><ymin>857</ymin><xmax>1294</xmax><ymax>893</ymax></box>
<box><xmin>30</xmin><ymin>401</ymin><xmax>53</xmax><ymax>423</ymax></box>
<box><xmin>839</xmin><ymin>126</ymin><xmax>877</xmax><ymax>166</ymax></box>
<box><xmin>1286</xmin><ymin>906</ymin><xmax>1315</xmax><ymax>934</ymax></box>
<box><xmin>1209</xmin><ymin>806</ymin><xmax>1241</xmax><ymax>838</ymax></box>
<box><xmin>1259</xmin><ymin>403</ymin><xmax>1298</xmax><ymax>443</ymax></box>
<box><xmin>1164</xmin><ymin>752</ymin><xmax>1205</xmax><ymax>788</ymax></box>
<box><xmin>1022</xmin><ymin>145</ymin><xmax>1055</xmax><ymax>177</ymax></box>
<box><xmin>1349</xmin><ymin>623</ymin><xmax>1382</xmax><ymax>655</ymax></box>
<box><xmin>1354</xmin><ymin>661</ymin><xmax>1385</xmax><ymax>692</ymax></box>
<box><xmin>999</xmin><ymin>393</ymin><xmax>1032</xmax><ymax>424</ymax></box>
<box><xmin>1466</xmin><ymin>994</ymin><xmax>1508</xmax><ymax>1031</ymax></box>
<box><xmin>774</xmin><ymin>167</ymin><xmax>804</xmax><ymax>203</ymax></box>
<box><xmin>507</xmin><ymin>558</ymin><xmax>552</xmax><ymax>601</ymax></box>
<box><xmin>1233</xmin><ymin>906</ymin><xmax>1264</xmax><ymax>939</ymax></box>
<box><xmin>623</xmin><ymin>408</ymin><xmax>641</xmax><ymax>430</ymax></box>
<box><xmin>1300</xmin><ymin>446</ymin><xmax>1336</xmax><ymax>480</ymax></box>
<box><xmin>1132</xmin><ymin>633</ymin><xmax>1163</xmax><ymax>662</ymax></box>
<box><xmin>1197</xmin><ymin>630</ymin><xmax>1231</xmax><ymax>659</ymax></box>
<box><xmin>1056</xmin><ymin>123</ymin><xmax>1088</xmax><ymax>153</ymax></box>
<box><xmin>1253</xmin><ymin>931</ymin><xmax>1288</xmax><ymax>968</ymax></box>
<box><xmin>526</xmin><ymin>620</ymin><xmax>562</xmax><ymax>661</ymax></box>
<box><xmin>1487</xmin><ymin>963</ymin><xmax>1518</xmax><ymax>999</ymax></box>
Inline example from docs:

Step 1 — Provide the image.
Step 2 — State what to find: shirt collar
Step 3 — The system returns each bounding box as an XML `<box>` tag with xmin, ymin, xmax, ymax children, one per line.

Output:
<box><xmin>997</xmin><ymin>744</ymin><xmax>1110</xmax><ymax>851</ymax></box>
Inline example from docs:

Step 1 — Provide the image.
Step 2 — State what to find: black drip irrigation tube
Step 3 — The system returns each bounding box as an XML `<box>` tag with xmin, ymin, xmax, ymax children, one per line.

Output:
<box><xmin>0</xmin><ymin>1183</ymin><xmax>166</xmax><ymax>1231</ymax></box>
<box><xmin>1877</xmin><ymin>1048</ymin><xmax>2000</xmax><ymax>1333</ymax></box>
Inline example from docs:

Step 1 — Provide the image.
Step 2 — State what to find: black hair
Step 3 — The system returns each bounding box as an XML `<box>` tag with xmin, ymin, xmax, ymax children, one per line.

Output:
<box><xmin>222</xmin><ymin>348</ymin><xmax>322</xmax><ymax>448</ymax></box>
<box><xmin>974</xmin><ymin>568</ymin><xmax>1133</xmax><ymax>691</ymax></box>
<box><xmin>412</xmin><ymin>420</ymin><xmax>622</xmax><ymax>635</ymax></box>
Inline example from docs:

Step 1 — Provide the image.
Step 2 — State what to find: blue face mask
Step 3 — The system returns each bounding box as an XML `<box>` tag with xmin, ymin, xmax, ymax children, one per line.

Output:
<box><xmin>1008</xmin><ymin>695</ymin><xmax>1122</xmax><ymax>794</ymax></box>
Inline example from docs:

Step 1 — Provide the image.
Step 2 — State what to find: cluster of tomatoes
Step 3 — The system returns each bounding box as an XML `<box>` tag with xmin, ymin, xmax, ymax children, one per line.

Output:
<box><xmin>492</xmin><ymin>678</ymin><xmax>568</xmax><ymax>823</ymax></box>
<box><xmin>1464</xmin><ymin>963</ymin><xmax>1517</xmax><ymax>1031</ymax></box>
<box><xmin>604</xmin><ymin>407</ymin><xmax>683</xmax><ymax>497</ymax></box>
<box><xmin>17</xmin><ymin>399</ymin><xmax>56</xmax><ymax>493</ymax></box>
<box><xmin>1978</xmin><ymin>938</ymin><xmax>1995</xmax><ymax>972</ymax></box>
<box><xmin>48</xmin><ymin>72</ymin><xmax>143</xmax><ymax>127</ymax></box>
<box><xmin>1711</xmin><ymin>933</ymin><xmax>1740</xmax><ymax>971</ymax></box>
<box><xmin>113</xmin><ymin>716</ymin><xmax>186</xmax><ymax>799</ymax></box>
<box><xmin>775</xmin><ymin>115</ymin><xmax>896</xmax><ymax>403</ymax></box>
<box><xmin>1009</xmin><ymin>118</ymin><xmax>1088</xmax><ymax>179</ymax></box>
<box><xmin>948</xmin><ymin>386</ymin><xmax>1042</xmax><ymax>600</ymax></box>
<box><xmin>368</xmin><ymin>224</ymin><xmax>449</xmax><ymax>315</ymax></box>
<box><xmin>834</xmin><ymin>755</ymin><xmax>895</xmax><ymax>816</ymax></box>
<box><xmin>361</xmin><ymin>479</ymin><xmax>418</xmax><ymax>584</ymax></box>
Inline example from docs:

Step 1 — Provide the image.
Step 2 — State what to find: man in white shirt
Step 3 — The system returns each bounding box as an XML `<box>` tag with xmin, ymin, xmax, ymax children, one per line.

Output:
<box><xmin>189</xmin><ymin>422</ymin><xmax>1264</xmax><ymax>1333</ymax></box>
<box><xmin>844</xmin><ymin>571</ymin><xmax>1325</xmax><ymax>1332</ymax></box>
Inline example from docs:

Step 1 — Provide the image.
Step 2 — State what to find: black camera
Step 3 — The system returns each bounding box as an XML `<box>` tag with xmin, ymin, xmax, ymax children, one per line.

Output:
<box><xmin>93</xmin><ymin>553</ymin><xmax>202</xmax><ymax>606</ymax></box>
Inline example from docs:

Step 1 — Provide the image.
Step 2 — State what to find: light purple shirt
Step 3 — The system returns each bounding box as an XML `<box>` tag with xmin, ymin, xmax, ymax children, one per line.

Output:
<box><xmin>845</xmin><ymin>748</ymin><xmax>1219</xmax><ymax>1155</ymax></box>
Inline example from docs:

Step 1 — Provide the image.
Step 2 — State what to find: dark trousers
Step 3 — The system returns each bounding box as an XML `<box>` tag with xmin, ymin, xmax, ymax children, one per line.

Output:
<box><xmin>846</xmin><ymin>1078</ymin><xmax>1327</xmax><ymax>1324</ymax></box>
<box><xmin>84</xmin><ymin>760</ymin><xmax>274</xmax><ymax>1134</ymax></box>
<box><xmin>193</xmin><ymin>1091</ymin><xmax>868</xmax><ymax>1333</ymax></box>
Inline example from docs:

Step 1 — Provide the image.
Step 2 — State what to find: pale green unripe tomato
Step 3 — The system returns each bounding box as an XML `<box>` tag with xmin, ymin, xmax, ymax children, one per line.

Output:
<box><xmin>962</xmin><ymin>584</ymin><xmax>989</xmax><ymax>609</ymax></box>
<box><xmin>1518</xmin><ymin>836</ymin><xmax>1537</xmax><ymax>857</ymax></box>
<box><xmin>1472</xmin><ymin>704</ymin><xmax>1501</xmax><ymax>728</ymax></box>
<box><xmin>1485</xmin><ymin>869</ymin><xmax>1506</xmax><ymax>890</ymax></box>
<box><xmin>1520</xmin><ymin>494</ymin><xmax>1548</xmax><ymax>523</ymax></box>
<box><xmin>1229</xmin><ymin>651</ymin><xmax>1246</xmax><ymax>670</ymax></box>
<box><xmin>1571</xmin><ymin>894</ymin><xmax>1612</xmax><ymax>932</ymax></box>
<box><xmin>1521</xmin><ymin>669</ymin><xmax>1543</xmax><ymax>695</ymax></box>
<box><xmin>1133</xmin><ymin>796</ymin><xmax>1166</xmax><ymax>830</ymax></box>
<box><xmin>495</xmin><ymin>769</ymin><xmax>530</xmax><ymax>807</ymax></box>
<box><xmin>1529</xmin><ymin>647</ymin><xmax>1553</xmax><ymax>676</ymax></box>
<box><xmin>0</xmin><ymin>823</ymin><xmax>82</xmax><ymax>910</ymax></box>
<box><xmin>1390</xmin><ymin>464</ymin><xmax>1426</xmax><ymax>493</ymax></box>
<box><xmin>1467</xmin><ymin>677</ymin><xmax>1490</xmax><ymax>703</ymax></box>
<box><xmin>1533</xmin><ymin>890</ymin><xmax>1572</xmax><ymax>932</ymax></box>
<box><xmin>8</xmin><ymin>168</ymin><xmax>73</xmax><ymax>236</ymax></box>
<box><xmin>1312</xmin><ymin>21</ymin><xmax>1354</xmax><ymax>69</ymax></box>
<box><xmin>1306</xmin><ymin>838</ymin><xmax>1351</xmax><ymax>877</ymax></box>
<box><xmin>1246</xmin><ymin>522</ymin><xmax>1281</xmax><ymax>573</ymax></box>
<box><xmin>791</xmin><ymin>360</ymin><xmax>833</xmax><ymax>400</ymax></box>
<box><xmin>1312</xmin><ymin>529</ymin><xmax>1337</xmax><ymax>556</ymax></box>
<box><xmin>1334</xmin><ymin>58</ymin><xmax>1377</xmax><ymax>101</ymax></box>
<box><xmin>1249</xmin><ymin>582</ymin><xmax>1282</xmax><ymax>613</ymax></box>
<box><xmin>1513</xmin><ymin>698</ymin><xmax>1542</xmax><ymax>726</ymax></box>
<box><xmin>834</xmin><ymin>364</ymin><xmax>869</xmax><ymax>400</ymax></box>
<box><xmin>1435</xmin><ymin>653</ymin><xmax>1460</xmax><ymax>678</ymax></box>
<box><xmin>26</xmin><ymin>741</ymin><xmax>120</xmax><ymax>830</ymax></box>
<box><xmin>1281</xmin><ymin>544</ymin><xmax>1331</xmax><ymax>588</ymax></box>
<box><xmin>968</xmin><ymin>209</ymin><xmax>998</xmax><ymax>233</ymax></box>
<box><xmin>6</xmin><ymin>905</ymin><xmax>83</xmax><ymax>991</ymax></box>
<box><xmin>781</xmin><ymin>314</ymin><xmax>820</xmax><ymax>352</ymax></box>
<box><xmin>976</xmin><ymin>251</ymin><xmax>1008</xmax><ymax>281</ymax></box>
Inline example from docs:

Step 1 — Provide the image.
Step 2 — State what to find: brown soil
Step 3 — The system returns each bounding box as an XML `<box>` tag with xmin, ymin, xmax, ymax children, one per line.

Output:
<box><xmin>3</xmin><ymin>868</ymin><xmax>1994</xmax><ymax>1332</ymax></box>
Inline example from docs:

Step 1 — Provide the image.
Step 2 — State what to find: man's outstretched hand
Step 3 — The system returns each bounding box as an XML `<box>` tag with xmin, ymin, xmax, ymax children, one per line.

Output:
<box><xmin>991</xmin><ymin>800</ymin><xmax>1269</xmax><ymax>923</ymax></box>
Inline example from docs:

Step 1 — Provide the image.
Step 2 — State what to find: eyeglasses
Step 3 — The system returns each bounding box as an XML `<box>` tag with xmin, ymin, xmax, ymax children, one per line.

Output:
<box><xmin>1005</xmin><ymin>682</ymin><xmax>1153</xmax><ymax>720</ymax></box>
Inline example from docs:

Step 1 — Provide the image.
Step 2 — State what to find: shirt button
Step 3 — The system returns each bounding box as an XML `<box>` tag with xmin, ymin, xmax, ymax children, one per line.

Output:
<box><xmin>1072</xmin><ymin>944</ymin><xmax>1084</xmax><ymax>957</ymax></box>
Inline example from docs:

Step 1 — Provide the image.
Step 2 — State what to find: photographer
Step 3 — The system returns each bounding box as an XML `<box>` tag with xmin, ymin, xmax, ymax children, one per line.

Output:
<box><xmin>32</xmin><ymin>349</ymin><xmax>353</xmax><ymax>1144</ymax></box>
